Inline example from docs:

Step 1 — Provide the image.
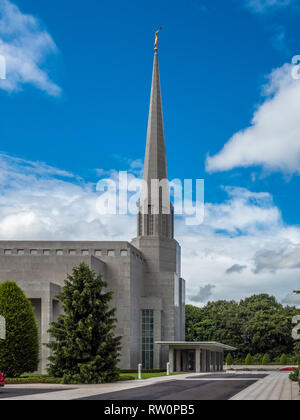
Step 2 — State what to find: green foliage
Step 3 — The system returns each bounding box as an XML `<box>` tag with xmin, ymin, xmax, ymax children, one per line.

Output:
<box><xmin>225</xmin><ymin>353</ymin><xmax>233</xmax><ymax>365</ymax></box>
<box><xmin>293</xmin><ymin>342</ymin><xmax>300</xmax><ymax>364</ymax></box>
<box><xmin>262</xmin><ymin>354</ymin><xmax>270</xmax><ymax>365</ymax></box>
<box><xmin>47</xmin><ymin>263</ymin><xmax>122</xmax><ymax>384</ymax></box>
<box><xmin>5</xmin><ymin>375</ymin><xmax>62</xmax><ymax>384</ymax></box>
<box><xmin>0</xmin><ymin>281</ymin><xmax>39</xmax><ymax>377</ymax></box>
<box><xmin>186</xmin><ymin>294</ymin><xmax>299</xmax><ymax>359</ymax></box>
<box><xmin>289</xmin><ymin>368</ymin><xmax>300</xmax><ymax>382</ymax></box>
<box><xmin>245</xmin><ymin>353</ymin><xmax>252</xmax><ymax>365</ymax></box>
<box><xmin>252</xmin><ymin>354</ymin><xmax>263</xmax><ymax>365</ymax></box>
<box><xmin>280</xmin><ymin>353</ymin><xmax>288</xmax><ymax>365</ymax></box>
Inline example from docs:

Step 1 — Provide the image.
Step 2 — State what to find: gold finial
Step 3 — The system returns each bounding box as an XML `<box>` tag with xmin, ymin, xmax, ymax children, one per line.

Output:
<box><xmin>154</xmin><ymin>27</ymin><xmax>162</xmax><ymax>52</ymax></box>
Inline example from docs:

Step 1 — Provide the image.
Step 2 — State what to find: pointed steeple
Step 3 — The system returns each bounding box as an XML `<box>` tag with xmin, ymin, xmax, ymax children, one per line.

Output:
<box><xmin>143</xmin><ymin>52</ymin><xmax>168</xmax><ymax>185</ymax></box>
<box><xmin>137</xmin><ymin>47</ymin><xmax>174</xmax><ymax>239</ymax></box>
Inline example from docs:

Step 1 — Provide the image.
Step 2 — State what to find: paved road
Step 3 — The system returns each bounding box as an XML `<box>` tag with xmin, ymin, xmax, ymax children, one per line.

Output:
<box><xmin>0</xmin><ymin>387</ymin><xmax>70</xmax><ymax>399</ymax></box>
<box><xmin>77</xmin><ymin>379</ymin><xmax>259</xmax><ymax>401</ymax></box>
<box><xmin>4</xmin><ymin>373</ymin><xmax>295</xmax><ymax>401</ymax></box>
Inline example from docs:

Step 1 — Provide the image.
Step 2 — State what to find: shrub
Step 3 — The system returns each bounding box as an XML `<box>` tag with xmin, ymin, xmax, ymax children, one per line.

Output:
<box><xmin>0</xmin><ymin>281</ymin><xmax>39</xmax><ymax>377</ymax></box>
<box><xmin>245</xmin><ymin>353</ymin><xmax>252</xmax><ymax>365</ymax></box>
<box><xmin>252</xmin><ymin>354</ymin><xmax>263</xmax><ymax>365</ymax></box>
<box><xmin>289</xmin><ymin>368</ymin><xmax>299</xmax><ymax>382</ymax></box>
<box><xmin>225</xmin><ymin>353</ymin><xmax>233</xmax><ymax>366</ymax></box>
<box><xmin>280</xmin><ymin>353</ymin><xmax>288</xmax><ymax>365</ymax></box>
<box><xmin>262</xmin><ymin>354</ymin><xmax>270</xmax><ymax>365</ymax></box>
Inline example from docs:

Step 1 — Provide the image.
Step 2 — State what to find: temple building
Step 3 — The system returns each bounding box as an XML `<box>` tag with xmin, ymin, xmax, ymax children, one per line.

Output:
<box><xmin>0</xmin><ymin>40</ymin><xmax>235</xmax><ymax>374</ymax></box>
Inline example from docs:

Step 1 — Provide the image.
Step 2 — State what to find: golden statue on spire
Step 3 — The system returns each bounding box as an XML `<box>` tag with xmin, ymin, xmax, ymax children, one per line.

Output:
<box><xmin>154</xmin><ymin>27</ymin><xmax>162</xmax><ymax>52</ymax></box>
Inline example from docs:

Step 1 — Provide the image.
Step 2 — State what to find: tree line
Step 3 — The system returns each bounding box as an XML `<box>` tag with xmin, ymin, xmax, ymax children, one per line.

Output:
<box><xmin>186</xmin><ymin>294</ymin><xmax>300</xmax><ymax>361</ymax></box>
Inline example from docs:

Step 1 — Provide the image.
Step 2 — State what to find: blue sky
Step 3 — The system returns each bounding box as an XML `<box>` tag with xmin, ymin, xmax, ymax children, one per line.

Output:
<box><xmin>1</xmin><ymin>0</ymin><xmax>300</xmax><ymax>305</ymax></box>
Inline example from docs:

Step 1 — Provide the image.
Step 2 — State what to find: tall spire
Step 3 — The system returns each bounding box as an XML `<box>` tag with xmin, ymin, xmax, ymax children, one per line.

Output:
<box><xmin>137</xmin><ymin>40</ymin><xmax>174</xmax><ymax>239</ymax></box>
<box><xmin>143</xmin><ymin>52</ymin><xmax>168</xmax><ymax>185</ymax></box>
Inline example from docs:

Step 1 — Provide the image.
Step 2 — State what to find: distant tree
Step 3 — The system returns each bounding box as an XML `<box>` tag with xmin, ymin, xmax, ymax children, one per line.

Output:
<box><xmin>262</xmin><ymin>354</ymin><xmax>270</xmax><ymax>365</ymax></box>
<box><xmin>225</xmin><ymin>353</ymin><xmax>233</xmax><ymax>366</ymax></box>
<box><xmin>280</xmin><ymin>353</ymin><xmax>287</xmax><ymax>365</ymax></box>
<box><xmin>47</xmin><ymin>263</ymin><xmax>122</xmax><ymax>384</ymax></box>
<box><xmin>245</xmin><ymin>353</ymin><xmax>252</xmax><ymax>365</ymax></box>
<box><xmin>186</xmin><ymin>294</ymin><xmax>299</xmax><ymax>359</ymax></box>
<box><xmin>0</xmin><ymin>281</ymin><xmax>39</xmax><ymax>377</ymax></box>
<box><xmin>252</xmin><ymin>354</ymin><xmax>263</xmax><ymax>365</ymax></box>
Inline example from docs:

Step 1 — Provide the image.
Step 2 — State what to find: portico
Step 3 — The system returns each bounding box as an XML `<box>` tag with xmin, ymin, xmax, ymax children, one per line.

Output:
<box><xmin>156</xmin><ymin>342</ymin><xmax>237</xmax><ymax>373</ymax></box>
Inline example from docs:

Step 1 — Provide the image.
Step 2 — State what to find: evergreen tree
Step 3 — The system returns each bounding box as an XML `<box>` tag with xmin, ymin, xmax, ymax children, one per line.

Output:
<box><xmin>262</xmin><ymin>354</ymin><xmax>270</xmax><ymax>365</ymax></box>
<box><xmin>245</xmin><ymin>353</ymin><xmax>252</xmax><ymax>365</ymax></box>
<box><xmin>0</xmin><ymin>281</ymin><xmax>39</xmax><ymax>377</ymax></box>
<box><xmin>47</xmin><ymin>263</ymin><xmax>122</xmax><ymax>384</ymax></box>
<box><xmin>280</xmin><ymin>353</ymin><xmax>287</xmax><ymax>365</ymax></box>
<box><xmin>225</xmin><ymin>353</ymin><xmax>233</xmax><ymax>366</ymax></box>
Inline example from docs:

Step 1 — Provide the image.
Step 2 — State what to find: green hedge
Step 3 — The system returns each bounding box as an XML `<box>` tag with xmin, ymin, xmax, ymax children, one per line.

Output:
<box><xmin>120</xmin><ymin>369</ymin><xmax>166</xmax><ymax>374</ymax></box>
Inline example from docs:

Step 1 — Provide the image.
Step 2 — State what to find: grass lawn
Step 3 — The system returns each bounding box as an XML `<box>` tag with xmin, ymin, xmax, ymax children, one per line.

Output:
<box><xmin>119</xmin><ymin>372</ymin><xmax>182</xmax><ymax>380</ymax></box>
<box><xmin>5</xmin><ymin>372</ymin><xmax>182</xmax><ymax>384</ymax></box>
<box><xmin>5</xmin><ymin>375</ymin><xmax>62</xmax><ymax>384</ymax></box>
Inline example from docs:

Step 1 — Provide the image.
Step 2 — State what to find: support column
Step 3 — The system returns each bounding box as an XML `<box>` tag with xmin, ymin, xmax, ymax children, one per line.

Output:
<box><xmin>216</xmin><ymin>352</ymin><xmax>220</xmax><ymax>371</ymax></box>
<box><xmin>212</xmin><ymin>351</ymin><xmax>216</xmax><ymax>372</ymax></box>
<box><xmin>41</xmin><ymin>295</ymin><xmax>53</xmax><ymax>374</ymax></box>
<box><xmin>202</xmin><ymin>349</ymin><xmax>206</xmax><ymax>372</ymax></box>
<box><xmin>175</xmin><ymin>350</ymin><xmax>181</xmax><ymax>372</ymax></box>
<box><xmin>207</xmin><ymin>350</ymin><xmax>211</xmax><ymax>372</ymax></box>
<box><xmin>196</xmin><ymin>348</ymin><xmax>201</xmax><ymax>373</ymax></box>
<box><xmin>221</xmin><ymin>351</ymin><xmax>224</xmax><ymax>371</ymax></box>
<box><xmin>169</xmin><ymin>347</ymin><xmax>174</xmax><ymax>373</ymax></box>
<box><xmin>182</xmin><ymin>350</ymin><xmax>187</xmax><ymax>372</ymax></box>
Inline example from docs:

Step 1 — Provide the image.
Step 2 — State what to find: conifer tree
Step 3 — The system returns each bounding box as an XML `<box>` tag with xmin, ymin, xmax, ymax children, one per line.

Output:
<box><xmin>0</xmin><ymin>281</ymin><xmax>39</xmax><ymax>377</ymax></box>
<box><xmin>225</xmin><ymin>353</ymin><xmax>233</xmax><ymax>366</ymax></box>
<box><xmin>262</xmin><ymin>354</ymin><xmax>270</xmax><ymax>365</ymax></box>
<box><xmin>245</xmin><ymin>353</ymin><xmax>252</xmax><ymax>365</ymax></box>
<box><xmin>47</xmin><ymin>263</ymin><xmax>122</xmax><ymax>384</ymax></box>
<box><xmin>279</xmin><ymin>353</ymin><xmax>287</xmax><ymax>365</ymax></box>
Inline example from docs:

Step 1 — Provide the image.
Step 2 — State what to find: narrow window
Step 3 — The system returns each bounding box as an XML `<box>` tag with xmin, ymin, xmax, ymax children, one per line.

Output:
<box><xmin>141</xmin><ymin>309</ymin><xmax>154</xmax><ymax>369</ymax></box>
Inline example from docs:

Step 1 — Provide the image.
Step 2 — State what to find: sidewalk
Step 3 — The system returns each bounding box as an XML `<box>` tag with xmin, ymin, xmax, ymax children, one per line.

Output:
<box><xmin>0</xmin><ymin>372</ymin><xmax>199</xmax><ymax>401</ymax></box>
<box><xmin>230</xmin><ymin>372</ymin><xmax>300</xmax><ymax>400</ymax></box>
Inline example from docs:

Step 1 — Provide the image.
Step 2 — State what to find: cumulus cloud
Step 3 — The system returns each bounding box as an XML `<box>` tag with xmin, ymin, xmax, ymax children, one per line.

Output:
<box><xmin>282</xmin><ymin>293</ymin><xmax>300</xmax><ymax>306</ymax></box>
<box><xmin>1</xmin><ymin>152</ymin><xmax>300</xmax><ymax>305</ymax></box>
<box><xmin>0</xmin><ymin>153</ymin><xmax>135</xmax><ymax>240</ymax></box>
<box><xmin>226</xmin><ymin>264</ymin><xmax>247</xmax><ymax>274</ymax></box>
<box><xmin>189</xmin><ymin>284</ymin><xmax>216</xmax><ymax>303</ymax></box>
<box><xmin>245</xmin><ymin>0</ymin><xmax>296</xmax><ymax>13</ymax></box>
<box><xmin>206</xmin><ymin>62</ymin><xmax>300</xmax><ymax>175</ymax></box>
<box><xmin>0</xmin><ymin>0</ymin><xmax>61</xmax><ymax>95</ymax></box>
<box><xmin>254</xmin><ymin>245</ymin><xmax>300</xmax><ymax>273</ymax></box>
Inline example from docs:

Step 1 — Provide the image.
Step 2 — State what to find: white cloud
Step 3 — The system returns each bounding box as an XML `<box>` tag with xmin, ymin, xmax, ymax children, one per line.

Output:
<box><xmin>0</xmin><ymin>0</ymin><xmax>61</xmax><ymax>96</ymax></box>
<box><xmin>206</xmin><ymin>62</ymin><xmax>300</xmax><ymax>175</ymax></box>
<box><xmin>254</xmin><ymin>245</ymin><xmax>300</xmax><ymax>273</ymax></box>
<box><xmin>0</xmin><ymin>152</ymin><xmax>300</xmax><ymax>307</ymax></box>
<box><xmin>0</xmin><ymin>153</ymin><xmax>135</xmax><ymax>240</ymax></box>
<box><xmin>245</xmin><ymin>0</ymin><xmax>296</xmax><ymax>13</ymax></box>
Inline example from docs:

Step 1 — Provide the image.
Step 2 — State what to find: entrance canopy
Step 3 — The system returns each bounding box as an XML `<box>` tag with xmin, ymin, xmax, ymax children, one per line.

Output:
<box><xmin>156</xmin><ymin>341</ymin><xmax>237</xmax><ymax>373</ymax></box>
